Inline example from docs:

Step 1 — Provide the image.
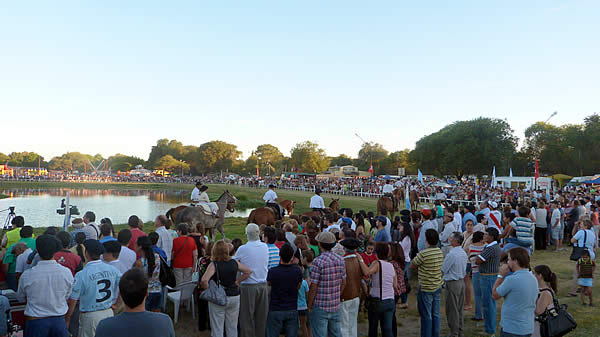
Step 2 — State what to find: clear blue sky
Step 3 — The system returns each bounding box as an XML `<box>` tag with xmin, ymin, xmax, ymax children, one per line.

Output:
<box><xmin>1</xmin><ymin>1</ymin><xmax>598</xmax><ymax>161</ymax></box>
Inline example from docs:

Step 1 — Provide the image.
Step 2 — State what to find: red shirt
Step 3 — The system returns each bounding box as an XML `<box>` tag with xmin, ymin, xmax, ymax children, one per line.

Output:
<box><xmin>275</xmin><ymin>241</ymin><xmax>286</xmax><ymax>249</ymax></box>
<box><xmin>171</xmin><ymin>236</ymin><xmax>198</xmax><ymax>268</ymax></box>
<box><xmin>360</xmin><ymin>252</ymin><xmax>378</xmax><ymax>266</ymax></box>
<box><xmin>54</xmin><ymin>250</ymin><xmax>82</xmax><ymax>276</ymax></box>
<box><xmin>128</xmin><ymin>228</ymin><xmax>147</xmax><ymax>251</ymax></box>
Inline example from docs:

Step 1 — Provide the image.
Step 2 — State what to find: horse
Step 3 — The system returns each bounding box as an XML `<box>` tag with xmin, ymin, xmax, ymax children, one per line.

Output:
<box><xmin>279</xmin><ymin>200</ymin><xmax>296</xmax><ymax>215</ymax></box>
<box><xmin>377</xmin><ymin>196</ymin><xmax>396</xmax><ymax>220</ymax></box>
<box><xmin>410</xmin><ymin>190</ymin><xmax>420</xmax><ymax>210</ymax></box>
<box><xmin>300</xmin><ymin>198</ymin><xmax>340</xmax><ymax>218</ymax></box>
<box><xmin>167</xmin><ymin>190</ymin><xmax>238</xmax><ymax>240</ymax></box>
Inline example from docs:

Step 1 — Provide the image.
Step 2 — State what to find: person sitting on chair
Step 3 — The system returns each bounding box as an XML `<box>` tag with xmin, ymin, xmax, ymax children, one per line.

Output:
<box><xmin>196</xmin><ymin>185</ymin><xmax>219</xmax><ymax>217</ymax></box>
<box><xmin>263</xmin><ymin>185</ymin><xmax>282</xmax><ymax>220</ymax></box>
<box><xmin>310</xmin><ymin>188</ymin><xmax>326</xmax><ymax>216</ymax></box>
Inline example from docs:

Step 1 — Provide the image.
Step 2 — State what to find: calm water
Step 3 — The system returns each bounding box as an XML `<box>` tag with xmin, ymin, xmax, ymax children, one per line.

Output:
<box><xmin>0</xmin><ymin>188</ymin><xmax>252</xmax><ymax>228</ymax></box>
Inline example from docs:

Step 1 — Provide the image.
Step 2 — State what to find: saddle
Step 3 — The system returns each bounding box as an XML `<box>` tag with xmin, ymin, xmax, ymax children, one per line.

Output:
<box><xmin>266</xmin><ymin>204</ymin><xmax>282</xmax><ymax>220</ymax></box>
<box><xmin>193</xmin><ymin>202</ymin><xmax>219</xmax><ymax>216</ymax></box>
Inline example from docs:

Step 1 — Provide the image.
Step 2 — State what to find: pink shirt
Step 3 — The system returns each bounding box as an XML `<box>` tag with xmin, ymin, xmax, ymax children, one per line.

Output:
<box><xmin>370</xmin><ymin>260</ymin><xmax>395</xmax><ymax>300</ymax></box>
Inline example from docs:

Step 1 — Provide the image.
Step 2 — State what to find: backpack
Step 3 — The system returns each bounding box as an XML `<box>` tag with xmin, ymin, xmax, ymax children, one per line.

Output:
<box><xmin>158</xmin><ymin>255</ymin><xmax>176</xmax><ymax>287</ymax></box>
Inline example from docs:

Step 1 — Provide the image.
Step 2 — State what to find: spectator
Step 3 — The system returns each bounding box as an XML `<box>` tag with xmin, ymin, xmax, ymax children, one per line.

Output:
<box><xmin>201</xmin><ymin>240</ymin><xmax>252</xmax><ymax>337</ymax></box>
<box><xmin>171</xmin><ymin>223</ymin><xmax>198</xmax><ymax>285</ymax></box>
<box><xmin>569</xmin><ymin>219</ymin><xmax>597</xmax><ymax>296</ymax></box>
<box><xmin>339</xmin><ymin>237</ymin><xmax>364</xmax><ymax>337</ymax></box>
<box><xmin>492</xmin><ymin>247</ymin><xmax>538</xmax><ymax>337</ymax></box>
<box><xmin>66</xmin><ymin>240</ymin><xmax>121</xmax><ymax>337</ymax></box>
<box><xmin>233</xmin><ymin>223</ymin><xmax>269</xmax><ymax>337</ymax></box>
<box><xmin>71</xmin><ymin>231</ymin><xmax>88</xmax><ymax>266</ymax></box>
<box><xmin>2</xmin><ymin>215</ymin><xmax>25</xmax><ymax>248</ymax></box>
<box><xmin>134</xmin><ymin>236</ymin><xmax>162</xmax><ymax>312</ymax></box>
<box><xmin>442</xmin><ymin>232</ymin><xmax>468</xmax><ymax>337</ymax></box>
<box><xmin>117</xmin><ymin>229</ymin><xmax>137</xmax><ymax>271</ymax></box>
<box><xmin>103</xmin><ymin>240</ymin><xmax>128</xmax><ymax>274</ymax></box>
<box><xmin>3</xmin><ymin>242</ymin><xmax>28</xmax><ymax>291</ymax></box>
<box><xmin>99</xmin><ymin>223</ymin><xmax>117</xmax><ymax>244</ymax></box>
<box><xmin>307</xmin><ymin>231</ymin><xmax>347</xmax><ymax>337</ymax></box>
<box><xmin>388</xmin><ymin>242</ymin><xmax>407</xmax><ymax>336</ymax></box>
<box><xmin>533</xmin><ymin>265</ymin><xmax>558</xmax><ymax>337</ymax></box>
<box><xmin>550</xmin><ymin>201</ymin><xmax>563</xmax><ymax>251</ymax></box>
<box><xmin>263</xmin><ymin>226</ymin><xmax>280</xmax><ymax>269</ymax></box>
<box><xmin>127</xmin><ymin>215</ymin><xmax>147</xmax><ymax>251</ymax></box>
<box><xmin>501</xmin><ymin>206</ymin><xmax>534</xmax><ymax>256</ymax></box>
<box><xmin>148</xmin><ymin>232</ymin><xmax>167</xmax><ymax>261</ymax></box>
<box><xmin>54</xmin><ymin>231</ymin><xmax>83</xmax><ymax>276</ymax></box>
<box><xmin>94</xmin><ymin>268</ymin><xmax>175</xmax><ymax>337</ymax></box>
<box><xmin>576</xmin><ymin>249</ymin><xmax>595</xmax><ymax>306</ymax></box>
<box><xmin>69</xmin><ymin>217</ymin><xmax>85</xmax><ymax>247</ymax></box>
<box><xmin>0</xmin><ymin>294</ymin><xmax>9</xmax><ymax>336</ymax></box>
<box><xmin>417</xmin><ymin>209</ymin><xmax>438</xmax><ymax>252</ymax></box>
<box><xmin>411</xmin><ymin>229</ymin><xmax>444</xmax><ymax>337</ymax></box>
<box><xmin>534</xmin><ymin>201</ymin><xmax>548</xmax><ymax>250</ymax></box>
<box><xmin>440</xmin><ymin>211</ymin><xmax>458</xmax><ymax>256</ymax></box>
<box><xmin>154</xmin><ymin>215</ymin><xmax>174</xmax><ymax>264</ymax></box>
<box><xmin>283</xmin><ymin>222</ymin><xmax>297</xmax><ymax>252</ymax></box>
<box><xmin>475</xmin><ymin>227</ymin><xmax>501</xmax><ymax>336</ymax></box>
<box><xmin>374</xmin><ymin>216</ymin><xmax>391</xmax><ymax>243</ymax></box>
<box><xmin>468</xmin><ymin>231</ymin><xmax>485</xmax><ymax>322</ymax></box>
<box><xmin>82</xmin><ymin>211</ymin><xmax>100</xmax><ymax>240</ymax></box>
<box><xmin>266</xmin><ymin>243</ymin><xmax>303</xmax><ymax>337</ymax></box>
<box><xmin>17</xmin><ymin>234</ymin><xmax>74</xmax><ymax>337</ymax></box>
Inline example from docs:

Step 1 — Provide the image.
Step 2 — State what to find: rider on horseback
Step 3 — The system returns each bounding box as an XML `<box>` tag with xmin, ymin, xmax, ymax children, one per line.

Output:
<box><xmin>382</xmin><ymin>180</ymin><xmax>397</xmax><ymax>210</ymax></box>
<box><xmin>263</xmin><ymin>184</ymin><xmax>283</xmax><ymax>220</ymax></box>
<box><xmin>191</xmin><ymin>181</ymin><xmax>203</xmax><ymax>204</ymax></box>
<box><xmin>195</xmin><ymin>185</ymin><xmax>219</xmax><ymax>217</ymax></box>
<box><xmin>310</xmin><ymin>188</ymin><xmax>326</xmax><ymax>216</ymax></box>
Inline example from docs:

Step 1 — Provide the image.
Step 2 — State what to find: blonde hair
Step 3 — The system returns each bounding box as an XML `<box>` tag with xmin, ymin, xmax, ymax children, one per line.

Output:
<box><xmin>212</xmin><ymin>240</ymin><xmax>232</xmax><ymax>262</ymax></box>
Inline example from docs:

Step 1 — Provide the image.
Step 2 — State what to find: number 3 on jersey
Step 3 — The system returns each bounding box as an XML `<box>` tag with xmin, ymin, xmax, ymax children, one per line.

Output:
<box><xmin>97</xmin><ymin>279</ymin><xmax>112</xmax><ymax>302</ymax></box>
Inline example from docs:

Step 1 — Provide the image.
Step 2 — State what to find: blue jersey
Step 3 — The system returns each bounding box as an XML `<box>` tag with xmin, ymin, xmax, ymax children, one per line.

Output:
<box><xmin>71</xmin><ymin>260</ymin><xmax>121</xmax><ymax>312</ymax></box>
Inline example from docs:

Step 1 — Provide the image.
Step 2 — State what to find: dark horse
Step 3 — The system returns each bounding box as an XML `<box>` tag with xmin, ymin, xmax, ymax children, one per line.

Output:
<box><xmin>165</xmin><ymin>190</ymin><xmax>237</xmax><ymax>239</ymax></box>
<box><xmin>246</xmin><ymin>199</ymin><xmax>297</xmax><ymax>226</ymax></box>
<box><xmin>300</xmin><ymin>198</ymin><xmax>340</xmax><ymax>218</ymax></box>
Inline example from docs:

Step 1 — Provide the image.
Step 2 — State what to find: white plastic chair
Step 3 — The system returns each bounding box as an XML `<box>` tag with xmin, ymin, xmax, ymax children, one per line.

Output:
<box><xmin>166</xmin><ymin>281</ymin><xmax>196</xmax><ymax>323</ymax></box>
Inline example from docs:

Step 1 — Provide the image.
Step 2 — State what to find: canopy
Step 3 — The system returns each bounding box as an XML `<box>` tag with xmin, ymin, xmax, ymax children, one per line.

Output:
<box><xmin>551</xmin><ymin>173</ymin><xmax>573</xmax><ymax>187</ymax></box>
<box><xmin>447</xmin><ymin>179</ymin><xmax>457</xmax><ymax>185</ymax></box>
<box><xmin>583</xmin><ymin>177</ymin><xmax>600</xmax><ymax>184</ymax></box>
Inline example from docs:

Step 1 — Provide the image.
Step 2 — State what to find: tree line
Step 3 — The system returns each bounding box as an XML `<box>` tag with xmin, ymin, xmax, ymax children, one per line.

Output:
<box><xmin>2</xmin><ymin>114</ymin><xmax>598</xmax><ymax>177</ymax></box>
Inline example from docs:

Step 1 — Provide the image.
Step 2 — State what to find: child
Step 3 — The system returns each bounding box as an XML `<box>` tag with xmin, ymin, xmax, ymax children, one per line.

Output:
<box><xmin>301</xmin><ymin>249</ymin><xmax>314</xmax><ymax>280</ymax></box>
<box><xmin>577</xmin><ymin>249</ymin><xmax>595</xmax><ymax>306</ymax></box>
<box><xmin>297</xmin><ymin>274</ymin><xmax>312</xmax><ymax>337</ymax></box>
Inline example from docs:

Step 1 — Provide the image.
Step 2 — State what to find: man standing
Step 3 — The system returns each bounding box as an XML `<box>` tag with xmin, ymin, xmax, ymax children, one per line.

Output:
<box><xmin>234</xmin><ymin>223</ymin><xmax>269</xmax><ymax>337</ymax></box>
<box><xmin>462</xmin><ymin>205</ymin><xmax>477</xmax><ymax>232</ymax></box>
<box><xmin>307</xmin><ymin>231</ymin><xmax>346</xmax><ymax>337</ymax></box>
<box><xmin>550</xmin><ymin>200</ymin><xmax>563</xmax><ymax>251</ymax></box>
<box><xmin>82</xmin><ymin>211</ymin><xmax>100</xmax><ymax>240</ymax></box>
<box><xmin>486</xmin><ymin>202</ymin><xmax>503</xmax><ymax>233</ymax></box>
<box><xmin>117</xmin><ymin>229</ymin><xmax>137</xmax><ymax>271</ymax></box>
<box><xmin>154</xmin><ymin>215</ymin><xmax>173</xmax><ymax>264</ymax></box>
<box><xmin>127</xmin><ymin>215</ymin><xmax>147</xmax><ymax>251</ymax></box>
<box><xmin>66</xmin><ymin>240</ymin><xmax>121</xmax><ymax>337</ymax></box>
<box><xmin>417</xmin><ymin>209</ymin><xmax>438</xmax><ymax>252</ymax></box>
<box><xmin>102</xmin><ymin>240</ymin><xmax>129</xmax><ymax>274</ymax></box>
<box><xmin>492</xmin><ymin>247</ymin><xmax>538</xmax><ymax>337</ymax></box>
<box><xmin>339</xmin><ymin>237</ymin><xmax>363</xmax><ymax>337</ymax></box>
<box><xmin>440</xmin><ymin>211</ymin><xmax>459</xmax><ymax>256</ymax></box>
<box><xmin>263</xmin><ymin>184</ymin><xmax>282</xmax><ymax>219</ymax></box>
<box><xmin>17</xmin><ymin>235</ymin><xmax>74</xmax><ymax>337</ymax></box>
<box><xmin>266</xmin><ymin>244</ymin><xmax>303</xmax><ymax>337</ymax></box>
<box><xmin>475</xmin><ymin>228</ymin><xmax>502</xmax><ymax>336</ymax></box>
<box><xmin>263</xmin><ymin>226</ymin><xmax>280</xmax><ymax>269</ymax></box>
<box><xmin>2</xmin><ymin>215</ymin><xmax>25</xmax><ymax>248</ymax></box>
<box><xmin>310</xmin><ymin>188</ymin><xmax>326</xmax><ymax>216</ymax></box>
<box><xmin>411</xmin><ymin>229</ymin><xmax>444</xmax><ymax>337</ymax></box>
<box><xmin>442</xmin><ymin>233</ymin><xmax>468</xmax><ymax>337</ymax></box>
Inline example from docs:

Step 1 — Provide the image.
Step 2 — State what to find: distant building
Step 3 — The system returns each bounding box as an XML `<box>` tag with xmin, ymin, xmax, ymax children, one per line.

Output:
<box><xmin>129</xmin><ymin>165</ymin><xmax>153</xmax><ymax>177</ymax></box>
<box><xmin>317</xmin><ymin>165</ymin><xmax>371</xmax><ymax>179</ymax></box>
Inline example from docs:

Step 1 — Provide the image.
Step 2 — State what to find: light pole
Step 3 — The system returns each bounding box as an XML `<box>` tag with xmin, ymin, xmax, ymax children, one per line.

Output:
<box><xmin>355</xmin><ymin>133</ymin><xmax>373</xmax><ymax>176</ymax></box>
<box><xmin>545</xmin><ymin>111</ymin><xmax>558</xmax><ymax>123</ymax></box>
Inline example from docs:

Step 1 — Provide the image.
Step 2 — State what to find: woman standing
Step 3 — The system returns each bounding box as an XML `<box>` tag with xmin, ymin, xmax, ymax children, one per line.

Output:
<box><xmin>462</xmin><ymin>219</ymin><xmax>475</xmax><ymax>311</ymax></box>
<box><xmin>200</xmin><ymin>241</ymin><xmax>252</xmax><ymax>337</ymax></box>
<box><xmin>535</xmin><ymin>201</ymin><xmax>548</xmax><ymax>250</ymax></box>
<box><xmin>398</xmin><ymin>218</ymin><xmax>414</xmax><ymax>308</ymax></box>
<box><xmin>358</xmin><ymin>242</ymin><xmax>399</xmax><ymax>337</ymax></box>
<box><xmin>569</xmin><ymin>219</ymin><xmax>598</xmax><ymax>296</ymax></box>
<box><xmin>533</xmin><ymin>265</ymin><xmax>558</xmax><ymax>337</ymax></box>
<box><xmin>389</xmin><ymin>243</ymin><xmax>407</xmax><ymax>317</ymax></box>
<box><xmin>134</xmin><ymin>236</ymin><xmax>162</xmax><ymax>311</ymax></box>
<box><xmin>171</xmin><ymin>223</ymin><xmax>198</xmax><ymax>285</ymax></box>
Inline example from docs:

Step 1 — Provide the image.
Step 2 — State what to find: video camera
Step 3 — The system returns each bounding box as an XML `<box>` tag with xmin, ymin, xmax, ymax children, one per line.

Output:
<box><xmin>56</xmin><ymin>199</ymin><xmax>80</xmax><ymax>215</ymax></box>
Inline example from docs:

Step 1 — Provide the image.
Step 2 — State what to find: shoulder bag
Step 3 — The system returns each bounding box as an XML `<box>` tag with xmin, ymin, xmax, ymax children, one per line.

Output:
<box><xmin>569</xmin><ymin>230</ymin><xmax>587</xmax><ymax>261</ymax></box>
<box><xmin>366</xmin><ymin>261</ymin><xmax>384</xmax><ymax>313</ymax></box>
<box><xmin>199</xmin><ymin>261</ymin><xmax>228</xmax><ymax>306</ymax></box>
<box><xmin>536</xmin><ymin>289</ymin><xmax>577</xmax><ymax>337</ymax></box>
<box><xmin>158</xmin><ymin>254</ymin><xmax>176</xmax><ymax>287</ymax></box>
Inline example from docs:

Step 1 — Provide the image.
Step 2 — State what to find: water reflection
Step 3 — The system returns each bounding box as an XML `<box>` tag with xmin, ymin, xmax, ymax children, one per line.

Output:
<box><xmin>0</xmin><ymin>189</ymin><xmax>251</xmax><ymax>228</ymax></box>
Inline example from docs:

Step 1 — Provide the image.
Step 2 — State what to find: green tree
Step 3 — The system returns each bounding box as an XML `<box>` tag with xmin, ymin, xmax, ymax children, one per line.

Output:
<box><xmin>379</xmin><ymin>150</ymin><xmax>414</xmax><ymax>175</ymax></box>
<box><xmin>290</xmin><ymin>141</ymin><xmax>329</xmax><ymax>173</ymax></box>
<box><xmin>6</xmin><ymin>152</ymin><xmax>46</xmax><ymax>167</ymax></box>
<box><xmin>254</xmin><ymin>144</ymin><xmax>284</xmax><ymax>175</ymax></box>
<box><xmin>410</xmin><ymin>117</ymin><xmax>518</xmax><ymax>178</ymax></box>
<box><xmin>357</xmin><ymin>142</ymin><xmax>389</xmax><ymax>172</ymax></box>
<box><xmin>107</xmin><ymin>154</ymin><xmax>146</xmax><ymax>172</ymax></box>
<box><xmin>195</xmin><ymin>141</ymin><xmax>242</xmax><ymax>173</ymax></box>
<box><xmin>48</xmin><ymin>152</ymin><xmax>103</xmax><ymax>172</ymax></box>
<box><xmin>0</xmin><ymin>153</ymin><xmax>9</xmax><ymax>164</ymax></box>
<box><xmin>329</xmin><ymin>154</ymin><xmax>353</xmax><ymax>167</ymax></box>
<box><xmin>155</xmin><ymin>154</ymin><xmax>190</xmax><ymax>174</ymax></box>
<box><xmin>147</xmin><ymin>139</ymin><xmax>186</xmax><ymax>168</ymax></box>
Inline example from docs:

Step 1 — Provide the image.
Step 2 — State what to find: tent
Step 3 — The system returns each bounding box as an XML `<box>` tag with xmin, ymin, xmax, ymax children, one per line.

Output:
<box><xmin>583</xmin><ymin>177</ymin><xmax>600</xmax><ymax>184</ymax></box>
<box><xmin>551</xmin><ymin>174</ymin><xmax>573</xmax><ymax>187</ymax></box>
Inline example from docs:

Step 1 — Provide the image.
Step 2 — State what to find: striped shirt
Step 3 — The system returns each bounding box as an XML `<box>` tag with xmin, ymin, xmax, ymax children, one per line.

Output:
<box><xmin>266</xmin><ymin>243</ymin><xmax>280</xmax><ymax>269</ymax></box>
<box><xmin>469</xmin><ymin>244</ymin><xmax>485</xmax><ymax>273</ymax></box>
<box><xmin>310</xmin><ymin>251</ymin><xmax>346</xmax><ymax>312</ymax></box>
<box><xmin>478</xmin><ymin>241</ymin><xmax>501</xmax><ymax>274</ymax></box>
<box><xmin>578</xmin><ymin>259</ymin><xmax>595</xmax><ymax>279</ymax></box>
<box><xmin>412</xmin><ymin>247</ymin><xmax>443</xmax><ymax>292</ymax></box>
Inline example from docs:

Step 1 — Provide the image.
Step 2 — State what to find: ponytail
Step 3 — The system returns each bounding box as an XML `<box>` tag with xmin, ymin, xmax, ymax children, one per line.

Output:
<box><xmin>534</xmin><ymin>264</ymin><xmax>558</xmax><ymax>293</ymax></box>
<box><xmin>549</xmin><ymin>271</ymin><xmax>558</xmax><ymax>293</ymax></box>
<box><xmin>137</xmin><ymin>236</ymin><xmax>155</xmax><ymax>278</ymax></box>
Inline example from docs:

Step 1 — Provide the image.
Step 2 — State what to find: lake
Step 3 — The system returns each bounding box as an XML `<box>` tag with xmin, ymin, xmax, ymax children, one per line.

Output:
<box><xmin>0</xmin><ymin>188</ymin><xmax>253</xmax><ymax>228</ymax></box>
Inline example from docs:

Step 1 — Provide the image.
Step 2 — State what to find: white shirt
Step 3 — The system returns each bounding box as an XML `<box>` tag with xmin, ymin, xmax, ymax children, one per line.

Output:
<box><xmin>440</xmin><ymin>221</ymin><xmax>461</xmax><ymax>247</ymax></box>
<box><xmin>17</xmin><ymin>260</ymin><xmax>74</xmax><ymax>317</ymax></box>
<box><xmin>15</xmin><ymin>248</ymin><xmax>33</xmax><ymax>273</ymax></box>
<box><xmin>234</xmin><ymin>240</ymin><xmax>269</xmax><ymax>284</ymax></box>
<box><xmin>191</xmin><ymin>187</ymin><xmax>200</xmax><ymax>201</ymax></box>
<box><xmin>105</xmin><ymin>259</ymin><xmax>129</xmax><ymax>275</ymax></box>
<box><xmin>486</xmin><ymin>210</ymin><xmax>503</xmax><ymax>233</ymax></box>
<box><xmin>382</xmin><ymin>184</ymin><xmax>394</xmax><ymax>194</ymax></box>
<box><xmin>263</xmin><ymin>190</ymin><xmax>278</xmax><ymax>203</ymax></box>
<box><xmin>155</xmin><ymin>226</ymin><xmax>174</xmax><ymax>263</ymax></box>
<box><xmin>442</xmin><ymin>246</ymin><xmax>468</xmax><ymax>281</ymax></box>
<box><xmin>82</xmin><ymin>223</ymin><xmax>99</xmax><ymax>240</ymax></box>
<box><xmin>119</xmin><ymin>246</ymin><xmax>137</xmax><ymax>271</ymax></box>
<box><xmin>551</xmin><ymin>208</ymin><xmax>561</xmax><ymax>228</ymax></box>
<box><xmin>324</xmin><ymin>224</ymin><xmax>341</xmax><ymax>233</ymax></box>
<box><xmin>310</xmin><ymin>195</ymin><xmax>325</xmax><ymax>209</ymax></box>
<box><xmin>453</xmin><ymin>212</ymin><xmax>462</xmax><ymax>229</ymax></box>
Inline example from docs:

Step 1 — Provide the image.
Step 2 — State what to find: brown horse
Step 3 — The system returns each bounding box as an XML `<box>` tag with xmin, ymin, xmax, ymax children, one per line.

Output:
<box><xmin>410</xmin><ymin>190</ymin><xmax>420</xmax><ymax>210</ymax></box>
<box><xmin>279</xmin><ymin>200</ymin><xmax>296</xmax><ymax>215</ymax></box>
<box><xmin>247</xmin><ymin>207</ymin><xmax>278</xmax><ymax>226</ymax></box>
<box><xmin>166</xmin><ymin>205</ymin><xmax>187</xmax><ymax>224</ymax></box>
<box><xmin>301</xmin><ymin>198</ymin><xmax>340</xmax><ymax>218</ymax></box>
<box><xmin>377</xmin><ymin>196</ymin><xmax>396</xmax><ymax>219</ymax></box>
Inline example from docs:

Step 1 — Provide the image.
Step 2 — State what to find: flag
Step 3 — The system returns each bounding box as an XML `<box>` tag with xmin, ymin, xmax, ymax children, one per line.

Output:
<box><xmin>492</xmin><ymin>166</ymin><xmax>496</xmax><ymax>185</ymax></box>
<box><xmin>509</xmin><ymin>168</ymin><xmax>513</xmax><ymax>177</ymax></box>
<box><xmin>368</xmin><ymin>163</ymin><xmax>374</xmax><ymax>175</ymax></box>
<box><xmin>535</xmin><ymin>159</ymin><xmax>539</xmax><ymax>180</ymax></box>
<box><xmin>418</xmin><ymin>169</ymin><xmax>424</xmax><ymax>184</ymax></box>
<box><xmin>405</xmin><ymin>183</ymin><xmax>411</xmax><ymax>210</ymax></box>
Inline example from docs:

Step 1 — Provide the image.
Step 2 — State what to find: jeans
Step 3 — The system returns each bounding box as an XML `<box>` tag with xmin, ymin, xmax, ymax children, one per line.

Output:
<box><xmin>309</xmin><ymin>306</ymin><xmax>342</xmax><ymax>337</ymax></box>
<box><xmin>480</xmin><ymin>274</ymin><xmax>497</xmax><ymax>334</ymax></box>
<box><xmin>417</xmin><ymin>287</ymin><xmax>441</xmax><ymax>337</ymax></box>
<box><xmin>500</xmin><ymin>330</ymin><xmax>531</xmax><ymax>337</ymax></box>
<box><xmin>368</xmin><ymin>298</ymin><xmax>395</xmax><ymax>337</ymax></box>
<box><xmin>471</xmin><ymin>273</ymin><xmax>483</xmax><ymax>320</ymax></box>
<box><xmin>266</xmin><ymin>309</ymin><xmax>299</xmax><ymax>337</ymax></box>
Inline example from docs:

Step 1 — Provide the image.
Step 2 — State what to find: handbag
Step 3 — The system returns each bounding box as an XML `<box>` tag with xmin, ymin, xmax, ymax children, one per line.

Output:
<box><xmin>365</xmin><ymin>261</ymin><xmax>384</xmax><ymax>313</ymax></box>
<box><xmin>536</xmin><ymin>289</ymin><xmax>577</xmax><ymax>337</ymax></box>
<box><xmin>158</xmin><ymin>255</ymin><xmax>176</xmax><ymax>287</ymax></box>
<box><xmin>198</xmin><ymin>262</ymin><xmax>228</xmax><ymax>306</ymax></box>
<box><xmin>569</xmin><ymin>230</ymin><xmax>587</xmax><ymax>261</ymax></box>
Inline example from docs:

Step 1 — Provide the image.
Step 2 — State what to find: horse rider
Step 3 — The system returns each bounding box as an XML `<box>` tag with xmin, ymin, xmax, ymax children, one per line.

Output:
<box><xmin>191</xmin><ymin>181</ymin><xmax>203</xmax><ymax>204</ymax></box>
<box><xmin>263</xmin><ymin>184</ymin><xmax>282</xmax><ymax>220</ymax></box>
<box><xmin>195</xmin><ymin>185</ymin><xmax>220</xmax><ymax>217</ymax></box>
<box><xmin>310</xmin><ymin>188</ymin><xmax>326</xmax><ymax>216</ymax></box>
<box><xmin>382</xmin><ymin>180</ymin><xmax>397</xmax><ymax>209</ymax></box>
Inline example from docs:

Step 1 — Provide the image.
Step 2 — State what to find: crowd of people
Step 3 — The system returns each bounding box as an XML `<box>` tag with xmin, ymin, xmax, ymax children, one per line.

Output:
<box><xmin>0</xmin><ymin>181</ymin><xmax>598</xmax><ymax>337</ymax></box>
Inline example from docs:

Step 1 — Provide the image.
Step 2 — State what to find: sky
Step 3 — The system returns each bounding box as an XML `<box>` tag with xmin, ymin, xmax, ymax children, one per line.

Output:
<box><xmin>1</xmin><ymin>1</ymin><xmax>599</xmax><ymax>161</ymax></box>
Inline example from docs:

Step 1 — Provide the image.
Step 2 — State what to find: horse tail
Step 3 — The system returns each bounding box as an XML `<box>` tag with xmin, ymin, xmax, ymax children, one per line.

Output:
<box><xmin>166</xmin><ymin>208</ymin><xmax>174</xmax><ymax>222</ymax></box>
<box><xmin>247</xmin><ymin>210</ymin><xmax>255</xmax><ymax>224</ymax></box>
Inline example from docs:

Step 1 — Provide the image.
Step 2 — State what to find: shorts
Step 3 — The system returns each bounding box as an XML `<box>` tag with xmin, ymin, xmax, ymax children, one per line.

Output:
<box><xmin>298</xmin><ymin>309</ymin><xmax>308</xmax><ymax>316</ymax></box>
<box><xmin>578</xmin><ymin>278</ymin><xmax>593</xmax><ymax>287</ymax></box>
<box><xmin>551</xmin><ymin>225</ymin><xmax>563</xmax><ymax>240</ymax></box>
<box><xmin>145</xmin><ymin>292</ymin><xmax>162</xmax><ymax>311</ymax></box>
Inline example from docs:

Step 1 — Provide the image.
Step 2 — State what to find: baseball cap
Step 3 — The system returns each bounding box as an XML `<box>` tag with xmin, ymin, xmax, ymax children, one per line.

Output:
<box><xmin>315</xmin><ymin>231</ymin><xmax>336</xmax><ymax>244</ymax></box>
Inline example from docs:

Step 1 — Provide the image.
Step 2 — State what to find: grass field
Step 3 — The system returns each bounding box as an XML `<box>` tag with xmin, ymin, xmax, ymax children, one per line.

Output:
<box><xmin>5</xmin><ymin>181</ymin><xmax>599</xmax><ymax>336</ymax></box>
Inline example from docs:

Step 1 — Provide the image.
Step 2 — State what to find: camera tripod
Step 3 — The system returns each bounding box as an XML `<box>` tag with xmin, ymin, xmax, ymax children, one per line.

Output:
<box><xmin>1</xmin><ymin>206</ymin><xmax>16</xmax><ymax>230</ymax></box>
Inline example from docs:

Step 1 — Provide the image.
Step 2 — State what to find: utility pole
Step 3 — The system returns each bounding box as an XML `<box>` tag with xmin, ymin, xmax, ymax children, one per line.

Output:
<box><xmin>355</xmin><ymin>133</ymin><xmax>373</xmax><ymax>176</ymax></box>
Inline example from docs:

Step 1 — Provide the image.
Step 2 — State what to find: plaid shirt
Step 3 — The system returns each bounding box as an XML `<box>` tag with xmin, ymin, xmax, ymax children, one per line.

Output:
<box><xmin>310</xmin><ymin>251</ymin><xmax>346</xmax><ymax>312</ymax></box>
